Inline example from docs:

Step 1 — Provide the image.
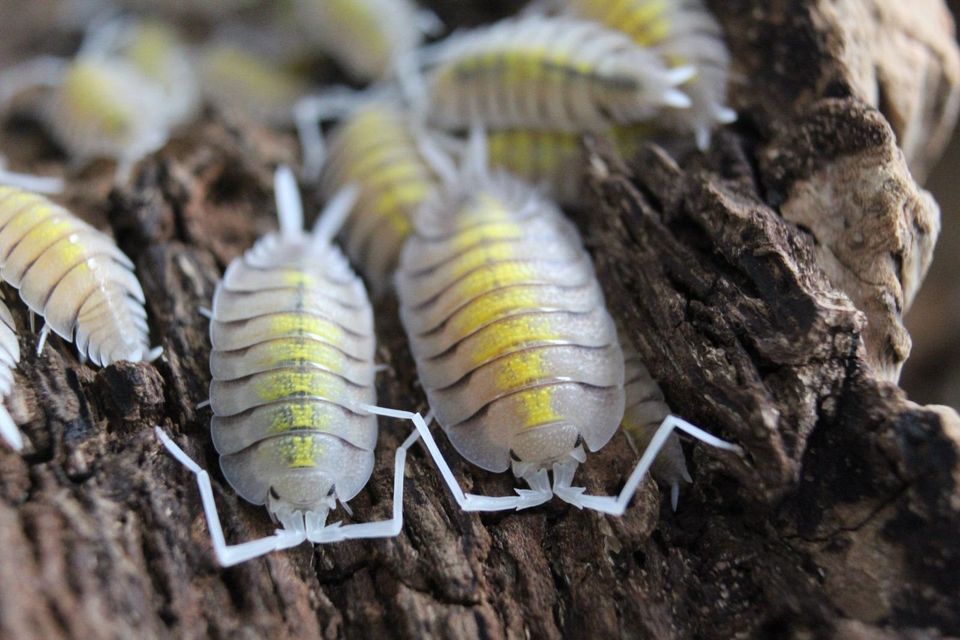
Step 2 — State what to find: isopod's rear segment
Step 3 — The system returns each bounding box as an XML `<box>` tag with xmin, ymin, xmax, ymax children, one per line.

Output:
<box><xmin>422</xmin><ymin>16</ymin><xmax>692</xmax><ymax>133</ymax></box>
<box><xmin>321</xmin><ymin>103</ymin><xmax>440</xmax><ymax>295</ymax></box>
<box><xmin>562</xmin><ymin>0</ymin><xmax>735</xmax><ymax>149</ymax></box>
<box><xmin>0</xmin><ymin>186</ymin><xmax>153</xmax><ymax>366</ymax></box>
<box><xmin>396</xmin><ymin>172</ymin><xmax>625</xmax><ymax>473</ymax></box>
<box><xmin>291</xmin><ymin>0</ymin><xmax>423</xmax><ymax>80</ymax></box>
<box><xmin>0</xmin><ymin>294</ymin><xmax>21</xmax><ymax>450</ymax></box>
<box><xmin>208</xmin><ymin>229</ymin><xmax>379</xmax><ymax>513</ymax></box>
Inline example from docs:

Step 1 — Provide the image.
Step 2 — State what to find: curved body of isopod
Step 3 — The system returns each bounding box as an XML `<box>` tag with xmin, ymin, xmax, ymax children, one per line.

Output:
<box><xmin>415</xmin><ymin>15</ymin><xmax>693</xmax><ymax>134</ymax></box>
<box><xmin>561</xmin><ymin>0</ymin><xmax>735</xmax><ymax>149</ymax></box>
<box><xmin>312</xmin><ymin>101</ymin><xmax>442</xmax><ymax>295</ymax></box>
<box><xmin>0</xmin><ymin>294</ymin><xmax>21</xmax><ymax>451</ymax></box>
<box><xmin>393</xmin><ymin>139</ymin><xmax>740</xmax><ymax>514</ymax></box>
<box><xmin>290</xmin><ymin>0</ymin><xmax>435</xmax><ymax>81</ymax></box>
<box><xmin>0</xmin><ymin>186</ymin><xmax>157</xmax><ymax>366</ymax></box>
<box><xmin>156</xmin><ymin>167</ymin><xmax>428</xmax><ymax>566</ymax></box>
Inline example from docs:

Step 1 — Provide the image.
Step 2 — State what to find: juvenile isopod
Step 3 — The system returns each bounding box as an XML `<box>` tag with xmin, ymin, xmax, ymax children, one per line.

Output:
<box><xmin>156</xmin><ymin>167</ymin><xmax>430</xmax><ymax>566</ymax></box>
<box><xmin>0</xmin><ymin>185</ymin><xmax>159</xmax><ymax>366</ymax></box>
<box><xmin>394</xmin><ymin>137</ymin><xmax>739</xmax><ymax>513</ymax></box>
<box><xmin>409</xmin><ymin>15</ymin><xmax>693</xmax><ymax>134</ymax></box>
<box><xmin>560</xmin><ymin>0</ymin><xmax>736</xmax><ymax>149</ymax></box>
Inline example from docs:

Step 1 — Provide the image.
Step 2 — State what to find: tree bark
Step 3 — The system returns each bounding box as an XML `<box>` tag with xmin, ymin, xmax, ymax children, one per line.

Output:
<box><xmin>1</xmin><ymin>1</ymin><xmax>959</xmax><ymax>639</ymax></box>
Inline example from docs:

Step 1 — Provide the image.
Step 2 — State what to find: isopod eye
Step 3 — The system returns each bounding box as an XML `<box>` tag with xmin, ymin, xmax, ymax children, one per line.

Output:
<box><xmin>269</xmin><ymin>486</ymin><xmax>282</xmax><ymax>501</ymax></box>
<box><xmin>509</xmin><ymin>449</ymin><xmax>522</xmax><ymax>462</ymax></box>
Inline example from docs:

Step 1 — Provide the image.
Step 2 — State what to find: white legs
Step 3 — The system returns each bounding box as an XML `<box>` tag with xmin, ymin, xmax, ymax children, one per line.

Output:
<box><xmin>307</xmin><ymin>427</ymin><xmax>420</xmax><ymax>543</ymax></box>
<box><xmin>355</xmin><ymin>404</ymin><xmax>553</xmax><ymax>512</ymax></box>
<box><xmin>156</xmin><ymin>417</ymin><xmax>422</xmax><ymax>566</ymax></box>
<box><xmin>155</xmin><ymin>427</ymin><xmax>307</xmax><ymax>567</ymax></box>
<box><xmin>35</xmin><ymin>323</ymin><xmax>51</xmax><ymax>356</ymax></box>
<box><xmin>552</xmin><ymin>415</ymin><xmax>742</xmax><ymax>515</ymax></box>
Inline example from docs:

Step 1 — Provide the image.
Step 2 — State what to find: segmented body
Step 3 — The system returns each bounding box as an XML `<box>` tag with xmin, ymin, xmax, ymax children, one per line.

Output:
<box><xmin>209</xmin><ymin>226</ymin><xmax>379</xmax><ymax>510</ymax></box>
<box><xmin>0</xmin><ymin>295</ymin><xmax>21</xmax><ymax>449</ymax></box>
<box><xmin>199</xmin><ymin>44</ymin><xmax>308</xmax><ymax>125</ymax></box>
<box><xmin>0</xmin><ymin>186</ymin><xmax>151</xmax><ymax>366</ymax></box>
<box><xmin>396</xmin><ymin>172</ymin><xmax>624</xmax><ymax>472</ymax></box>
<box><xmin>422</xmin><ymin>15</ymin><xmax>690</xmax><ymax>133</ymax></box>
<box><xmin>292</xmin><ymin>0</ymin><xmax>423</xmax><ymax>80</ymax></box>
<box><xmin>621</xmin><ymin>343</ymin><xmax>689</xmax><ymax>491</ymax></box>
<box><xmin>562</xmin><ymin>0</ymin><xmax>734</xmax><ymax>148</ymax></box>
<box><xmin>321</xmin><ymin>103</ymin><xmax>439</xmax><ymax>295</ymax></box>
<box><xmin>47</xmin><ymin>56</ymin><xmax>171</xmax><ymax>169</ymax></box>
<box><xmin>485</xmin><ymin>125</ymin><xmax>649</xmax><ymax>206</ymax></box>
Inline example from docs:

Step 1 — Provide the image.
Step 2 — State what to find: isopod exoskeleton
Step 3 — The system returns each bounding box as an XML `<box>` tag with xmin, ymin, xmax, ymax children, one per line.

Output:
<box><xmin>0</xmin><ymin>185</ymin><xmax>158</xmax><ymax>366</ymax></box>
<box><xmin>414</xmin><ymin>15</ymin><xmax>693</xmax><ymax>134</ymax></box>
<box><xmin>393</xmin><ymin>136</ymin><xmax>740</xmax><ymax>514</ymax></box>
<box><xmin>0</xmin><ymin>294</ymin><xmax>21</xmax><ymax>451</ymax></box>
<box><xmin>156</xmin><ymin>167</ymin><xmax>429</xmax><ymax>566</ymax></box>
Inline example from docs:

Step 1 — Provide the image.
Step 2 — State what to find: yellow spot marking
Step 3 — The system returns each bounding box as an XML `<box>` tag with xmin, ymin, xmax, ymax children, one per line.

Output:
<box><xmin>449</xmin><ymin>262</ymin><xmax>539</xmax><ymax>303</ymax></box>
<box><xmin>450</xmin><ymin>222</ymin><xmax>524</xmax><ymax>252</ymax></box>
<box><xmin>268</xmin><ymin>314</ymin><xmax>341</xmax><ymax>344</ymax></box>
<box><xmin>448</xmin><ymin>287</ymin><xmax>541</xmax><ymax>339</ymax></box>
<box><xmin>254</xmin><ymin>370</ymin><xmax>340</xmax><ymax>404</ymax></box>
<box><xmin>280</xmin><ymin>434</ymin><xmax>325</xmax><ymax>469</ymax></box>
<box><xmin>204</xmin><ymin>46</ymin><xmax>305</xmax><ymax>105</ymax></box>
<box><xmin>127</xmin><ymin>23</ymin><xmax>176</xmax><ymax>80</ymax></box>
<box><xmin>61</xmin><ymin>61</ymin><xmax>131</xmax><ymax>138</ymax></box>
<box><xmin>282</xmin><ymin>271</ymin><xmax>317</xmax><ymax>288</ymax></box>
<box><xmin>269</xmin><ymin>403</ymin><xmax>331</xmax><ymax>435</ymax></box>
<box><xmin>514</xmin><ymin>386</ymin><xmax>560</xmax><ymax>428</ymax></box>
<box><xmin>444</xmin><ymin>242</ymin><xmax>518</xmax><ymax>282</ymax></box>
<box><xmin>467</xmin><ymin>314</ymin><xmax>558</xmax><ymax>366</ymax></box>
<box><xmin>254</xmin><ymin>339</ymin><xmax>345</xmax><ymax>373</ymax></box>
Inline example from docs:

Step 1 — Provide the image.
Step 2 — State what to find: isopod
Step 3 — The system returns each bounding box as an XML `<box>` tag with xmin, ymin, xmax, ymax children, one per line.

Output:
<box><xmin>412</xmin><ymin>15</ymin><xmax>693</xmax><ymax>134</ymax></box>
<box><xmin>394</xmin><ymin>137</ymin><xmax>739</xmax><ymax>513</ymax></box>
<box><xmin>0</xmin><ymin>185</ymin><xmax>159</xmax><ymax>366</ymax></box>
<box><xmin>290</xmin><ymin>0</ymin><xmax>440</xmax><ymax>81</ymax></box>
<box><xmin>0</xmin><ymin>294</ymin><xmax>21</xmax><ymax>451</ymax></box>
<box><xmin>561</xmin><ymin>0</ymin><xmax>736</xmax><ymax>149</ymax></box>
<box><xmin>295</xmin><ymin>95</ymin><xmax>445</xmax><ymax>295</ymax></box>
<box><xmin>156</xmin><ymin>167</ymin><xmax>428</xmax><ymax>566</ymax></box>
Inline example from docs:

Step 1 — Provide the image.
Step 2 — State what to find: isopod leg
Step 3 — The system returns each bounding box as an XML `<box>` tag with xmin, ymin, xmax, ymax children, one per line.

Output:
<box><xmin>553</xmin><ymin>415</ymin><xmax>741</xmax><ymax>516</ymax></box>
<box><xmin>35</xmin><ymin>323</ymin><xmax>51</xmax><ymax>356</ymax></box>
<box><xmin>154</xmin><ymin>427</ymin><xmax>308</xmax><ymax>566</ymax></box>
<box><xmin>355</xmin><ymin>403</ymin><xmax>552</xmax><ymax>511</ymax></box>
<box><xmin>307</xmin><ymin>428</ymin><xmax>421</xmax><ymax>543</ymax></box>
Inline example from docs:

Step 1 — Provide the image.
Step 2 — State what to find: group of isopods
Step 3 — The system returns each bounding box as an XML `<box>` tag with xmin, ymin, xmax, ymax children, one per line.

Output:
<box><xmin>0</xmin><ymin>0</ymin><xmax>743</xmax><ymax>566</ymax></box>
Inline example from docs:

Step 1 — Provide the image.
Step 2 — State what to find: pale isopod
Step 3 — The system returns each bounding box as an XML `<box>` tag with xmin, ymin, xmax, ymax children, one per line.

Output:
<box><xmin>561</xmin><ymin>0</ymin><xmax>736</xmax><ymax>149</ymax></box>
<box><xmin>295</xmin><ymin>97</ymin><xmax>444</xmax><ymax>295</ymax></box>
<box><xmin>0</xmin><ymin>293</ymin><xmax>21</xmax><ymax>451</ymax></box>
<box><xmin>0</xmin><ymin>186</ymin><xmax>159</xmax><ymax>366</ymax></box>
<box><xmin>413</xmin><ymin>15</ymin><xmax>693</xmax><ymax>134</ymax></box>
<box><xmin>394</xmin><ymin>137</ymin><xmax>740</xmax><ymax>514</ymax></box>
<box><xmin>290</xmin><ymin>0</ymin><xmax>438</xmax><ymax>81</ymax></box>
<box><xmin>156</xmin><ymin>167</ymin><xmax>428</xmax><ymax>566</ymax></box>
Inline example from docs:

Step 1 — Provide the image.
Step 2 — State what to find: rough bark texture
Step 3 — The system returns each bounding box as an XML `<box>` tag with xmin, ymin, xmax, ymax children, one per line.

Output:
<box><xmin>0</xmin><ymin>1</ymin><xmax>959</xmax><ymax>639</ymax></box>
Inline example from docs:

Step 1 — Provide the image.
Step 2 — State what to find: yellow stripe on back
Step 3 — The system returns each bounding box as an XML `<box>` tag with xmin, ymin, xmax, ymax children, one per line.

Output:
<box><xmin>268</xmin><ymin>402</ymin><xmax>333</xmax><ymax>436</ymax></box>
<box><xmin>252</xmin><ymin>338</ymin><xmax>346</xmax><ymax>373</ymax></box>
<box><xmin>253</xmin><ymin>369</ymin><xmax>340</xmax><ymax>404</ymax></box>
<box><xmin>268</xmin><ymin>313</ymin><xmax>342</xmax><ymax>344</ymax></box>
<box><xmin>278</xmin><ymin>433</ymin><xmax>326</xmax><ymax>469</ymax></box>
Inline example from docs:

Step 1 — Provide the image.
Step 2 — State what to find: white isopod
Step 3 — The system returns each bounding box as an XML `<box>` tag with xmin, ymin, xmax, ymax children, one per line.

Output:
<box><xmin>156</xmin><ymin>167</ymin><xmax>431</xmax><ymax>566</ymax></box>
<box><xmin>409</xmin><ymin>15</ymin><xmax>693</xmax><ymax>134</ymax></box>
<box><xmin>394</xmin><ymin>136</ymin><xmax>740</xmax><ymax>514</ymax></box>
<box><xmin>0</xmin><ymin>185</ymin><xmax>159</xmax><ymax>366</ymax></box>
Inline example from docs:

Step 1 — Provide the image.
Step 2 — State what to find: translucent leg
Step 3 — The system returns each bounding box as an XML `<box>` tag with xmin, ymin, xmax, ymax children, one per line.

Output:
<box><xmin>0</xmin><ymin>166</ymin><xmax>63</xmax><ymax>194</ymax></box>
<box><xmin>355</xmin><ymin>403</ymin><xmax>552</xmax><ymax>511</ymax></box>
<box><xmin>553</xmin><ymin>415</ymin><xmax>741</xmax><ymax>516</ymax></box>
<box><xmin>0</xmin><ymin>56</ymin><xmax>66</xmax><ymax>106</ymax></box>
<box><xmin>307</xmin><ymin>428</ymin><xmax>421</xmax><ymax>543</ymax></box>
<box><xmin>293</xmin><ymin>88</ymin><xmax>378</xmax><ymax>182</ymax></box>
<box><xmin>154</xmin><ymin>427</ymin><xmax>308</xmax><ymax>567</ymax></box>
<box><xmin>0</xmin><ymin>404</ymin><xmax>23</xmax><ymax>451</ymax></box>
<box><xmin>35</xmin><ymin>323</ymin><xmax>51</xmax><ymax>356</ymax></box>
<box><xmin>311</xmin><ymin>184</ymin><xmax>359</xmax><ymax>248</ymax></box>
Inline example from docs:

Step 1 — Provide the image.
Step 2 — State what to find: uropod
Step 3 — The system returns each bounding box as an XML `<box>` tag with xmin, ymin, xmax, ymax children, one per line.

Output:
<box><xmin>559</xmin><ymin>0</ymin><xmax>736</xmax><ymax>149</ymax></box>
<box><xmin>394</xmin><ymin>139</ymin><xmax>740</xmax><ymax>513</ymax></box>
<box><xmin>156</xmin><ymin>167</ymin><xmax>429</xmax><ymax>567</ymax></box>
